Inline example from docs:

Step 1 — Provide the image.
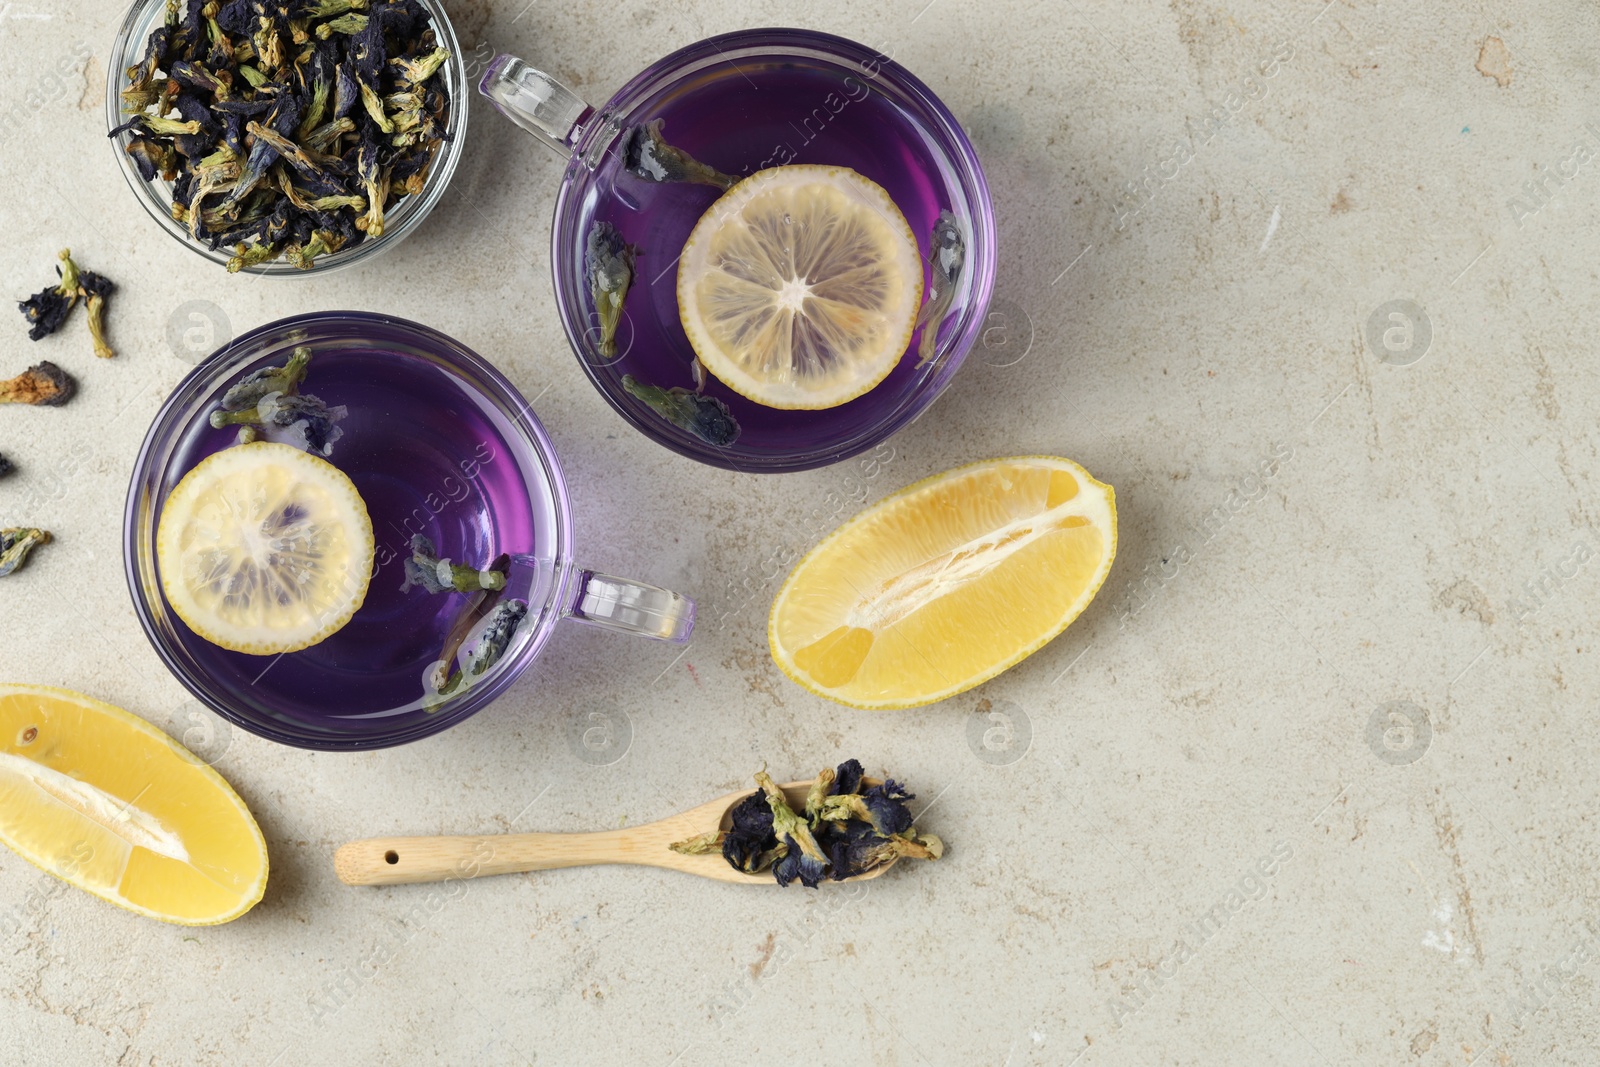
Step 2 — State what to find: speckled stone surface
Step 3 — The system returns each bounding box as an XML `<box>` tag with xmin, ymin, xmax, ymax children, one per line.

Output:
<box><xmin>3</xmin><ymin>1</ymin><xmax>1600</xmax><ymax>1064</ymax></box>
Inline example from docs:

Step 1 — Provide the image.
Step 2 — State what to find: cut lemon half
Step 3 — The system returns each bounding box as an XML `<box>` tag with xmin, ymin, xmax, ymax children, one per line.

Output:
<box><xmin>0</xmin><ymin>684</ymin><xmax>267</xmax><ymax>925</ymax></box>
<box><xmin>677</xmin><ymin>164</ymin><xmax>923</xmax><ymax>410</ymax></box>
<box><xmin>770</xmin><ymin>457</ymin><xmax>1117</xmax><ymax>709</ymax></box>
<box><xmin>157</xmin><ymin>441</ymin><xmax>374</xmax><ymax>656</ymax></box>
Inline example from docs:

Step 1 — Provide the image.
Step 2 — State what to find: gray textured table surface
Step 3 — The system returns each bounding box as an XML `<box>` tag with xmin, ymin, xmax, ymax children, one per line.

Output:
<box><xmin>3</xmin><ymin>1</ymin><xmax>1598</xmax><ymax>1064</ymax></box>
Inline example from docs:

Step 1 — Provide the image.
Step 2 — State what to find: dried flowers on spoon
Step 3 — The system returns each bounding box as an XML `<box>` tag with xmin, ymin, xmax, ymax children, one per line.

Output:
<box><xmin>112</xmin><ymin>0</ymin><xmax>453</xmax><ymax>272</ymax></box>
<box><xmin>671</xmin><ymin>759</ymin><xmax>944</xmax><ymax>886</ymax></box>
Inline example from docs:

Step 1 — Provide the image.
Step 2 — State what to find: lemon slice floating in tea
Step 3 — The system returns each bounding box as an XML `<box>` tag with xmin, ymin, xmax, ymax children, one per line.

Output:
<box><xmin>769</xmin><ymin>457</ymin><xmax>1117</xmax><ymax>709</ymax></box>
<box><xmin>0</xmin><ymin>684</ymin><xmax>268</xmax><ymax>925</ymax></box>
<box><xmin>677</xmin><ymin>164</ymin><xmax>923</xmax><ymax>410</ymax></box>
<box><xmin>157</xmin><ymin>441</ymin><xmax>374</xmax><ymax>655</ymax></box>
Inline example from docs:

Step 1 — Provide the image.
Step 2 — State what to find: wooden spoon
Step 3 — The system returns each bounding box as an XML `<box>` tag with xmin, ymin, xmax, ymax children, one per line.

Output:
<box><xmin>334</xmin><ymin>781</ymin><xmax>897</xmax><ymax>887</ymax></box>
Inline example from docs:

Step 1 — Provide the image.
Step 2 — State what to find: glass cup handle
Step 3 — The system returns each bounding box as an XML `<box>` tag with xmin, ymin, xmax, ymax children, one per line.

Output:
<box><xmin>570</xmin><ymin>570</ymin><xmax>695</xmax><ymax>643</ymax></box>
<box><xmin>478</xmin><ymin>54</ymin><xmax>594</xmax><ymax>158</ymax></box>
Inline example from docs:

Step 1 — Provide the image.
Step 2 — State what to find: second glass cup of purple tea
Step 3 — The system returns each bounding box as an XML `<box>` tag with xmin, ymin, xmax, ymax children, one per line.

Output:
<box><xmin>129</xmin><ymin>314</ymin><xmax>694</xmax><ymax>750</ymax></box>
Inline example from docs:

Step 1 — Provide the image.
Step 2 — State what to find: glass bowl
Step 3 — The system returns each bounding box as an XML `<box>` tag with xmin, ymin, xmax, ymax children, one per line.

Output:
<box><xmin>106</xmin><ymin>0</ymin><xmax>468</xmax><ymax>276</ymax></box>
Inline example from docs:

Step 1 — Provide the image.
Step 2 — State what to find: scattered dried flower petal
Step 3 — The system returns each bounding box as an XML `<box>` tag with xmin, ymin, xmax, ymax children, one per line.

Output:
<box><xmin>0</xmin><ymin>362</ymin><xmax>76</xmax><ymax>407</ymax></box>
<box><xmin>0</xmin><ymin>528</ymin><xmax>51</xmax><ymax>577</ymax></box>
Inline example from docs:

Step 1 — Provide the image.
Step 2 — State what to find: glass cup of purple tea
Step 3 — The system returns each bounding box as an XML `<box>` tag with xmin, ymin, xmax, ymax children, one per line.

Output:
<box><xmin>124</xmin><ymin>312</ymin><xmax>695</xmax><ymax>751</ymax></box>
<box><xmin>479</xmin><ymin>28</ymin><xmax>997</xmax><ymax>473</ymax></box>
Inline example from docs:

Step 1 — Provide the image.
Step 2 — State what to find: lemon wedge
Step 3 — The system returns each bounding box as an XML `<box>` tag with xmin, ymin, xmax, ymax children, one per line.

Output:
<box><xmin>769</xmin><ymin>457</ymin><xmax>1117</xmax><ymax>709</ymax></box>
<box><xmin>157</xmin><ymin>441</ymin><xmax>374</xmax><ymax>655</ymax></box>
<box><xmin>0</xmin><ymin>685</ymin><xmax>267</xmax><ymax>925</ymax></box>
<box><xmin>677</xmin><ymin>164</ymin><xmax>923</xmax><ymax>409</ymax></box>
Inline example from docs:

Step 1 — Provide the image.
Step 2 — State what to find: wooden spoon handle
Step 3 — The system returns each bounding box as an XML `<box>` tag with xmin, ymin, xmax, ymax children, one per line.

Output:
<box><xmin>334</xmin><ymin>827</ymin><xmax>682</xmax><ymax>886</ymax></box>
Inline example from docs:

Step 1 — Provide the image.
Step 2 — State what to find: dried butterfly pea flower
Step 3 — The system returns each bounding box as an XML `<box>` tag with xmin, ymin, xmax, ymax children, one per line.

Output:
<box><xmin>108</xmin><ymin>113</ymin><xmax>204</xmax><ymax>138</ymax></box>
<box><xmin>832</xmin><ymin>757</ymin><xmax>865</xmax><ymax>796</ymax></box>
<box><xmin>16</xmin><ymin>250</ymin><xmax>118</xmax><ymax>358</ymax></box>
<box><xmin>915</xmin><ymin>210</ymin><xmax>965</xmax><ymax>366</ymax></box>
<box><xmin>0</xmin><ymin>528</ymin><xmax>51</xmax><ymax>577</ymax></box>
<box><xmin>622</xmin><ymin>119</ymin><xmax>737</xmax><ymax>191</ymax></box>
<box><xmin>621</xmin><ymin>376</ymin><xmax>740</xmax><ymax>448</ymax></box>
<box><xmin>425</xmin><ymin>594</ymin><xmax>527</xmax><ymax>711</ymax></box>
<box><xmin>78</xmin><ymin>271</ymin><xmax>116</xmax><ymax>360</ymax></box>
<box><xmin>298</xmin><ymin>0</ymin><xmax>369</xmax><ymax>19</ymax></box>
<box><xmin>754</xmin><ymin>769</ymin><xmax>832</xmax><ymax>886</ymax></box>
<box><xmin>0</xmin><ymin>362</ymin><xmax>76</xmax><ymax>407</ymax></box>
<box><xmin>817</xmin><ymin>779</ymin><xmax>915</xmax><ymax>837</ymax></box>
<box><xmin>209</xmin><ymin>347</ymin><xmax>346</xmax><ymax>454</ymax></box>
<box><xmin>585</xmin><ymin>221</ymin><xmax>634</xmax><ymax>360</ymax></box>
<box><xmin>210</xmin><ymin>391</ymin><xmax>348</xmax><ymax>455</ymax></box>
<box><xmin>804</xmin><ymin>767</ymin><xmax>836</xmax><ymax>822</ymax></box>
<box><xmin>18</xmin><ymin>250</ymin><xmax>81</xmax><ymax>341</ymax></box>
<box><xmin>315</xmin><ymin>13</ymin><xmax>368</xmax><ymax>38</ymax></box>
<box><xmin>16</xmin><ymin>247</ymin><xmax>116</xmax><ymax>356</ymax></box>
<box><xmin>220</xmin><ymin>346</ymin><xmax>311</xmax><ymax>409</ymax></box>
<box><xmin>668</xmin><ymin>831</ymin><xmax>723</xmax><ymax>856</ymax></box>
<box><xmin>400</xmin><ymin>534</ymin><xmax>507</xmax><ymax>594</ymax></box>
<box><xmin>464</xmin><ymin>598</ymin><xmax>527</xmax><ymax>677</ymax></box>
<box><xmin>825</xmin><ymin>819</ymin><xmax>943</xmax><ymax>880</ymax></box>
<box><xmin>126</xmin><ymin>137</ymin><xmax>180</xmax><ymax>181</ymax></box>
<box><xmin>285</xmin><ymin>230</ymin><xmax>348</xmax><ymax>269</ymax></box>
<box><xmin>720</xmin><ymin>790</ymin><xmax>779</xmax><ymax>874</ymax></box>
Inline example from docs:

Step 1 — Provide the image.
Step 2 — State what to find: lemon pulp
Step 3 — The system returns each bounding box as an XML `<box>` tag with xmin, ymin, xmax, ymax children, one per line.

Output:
<box><xmin>677</xmin><ymin>164</ymin><xmax>923</xmax><ymax>410</ymax></box>
<box><xmin>157</xmin><ymin>441</ymin><xmax>374</xmax><ymax>655</ymax></box>
<box><xmin>769</xmin><ymin>457</ymin><xmax>1118</xmax><ymax>709</ymax></box>
<box><xmin>0</xmin><ymin>684</ymin><xmax>267</xmax><ymax>925</ymax></box>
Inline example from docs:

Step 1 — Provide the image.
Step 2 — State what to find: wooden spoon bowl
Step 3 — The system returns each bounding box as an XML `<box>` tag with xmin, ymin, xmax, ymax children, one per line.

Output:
<box><xmin>334</xmin><ymin>781</ymin><xmax>897</xmax><ymax>887</ymax></box>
